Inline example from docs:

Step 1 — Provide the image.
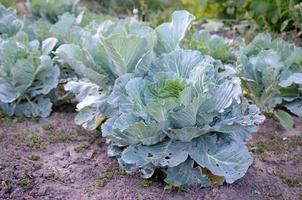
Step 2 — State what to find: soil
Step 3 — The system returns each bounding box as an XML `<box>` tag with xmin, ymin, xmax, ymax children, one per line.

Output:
<box><xmin>0</xmin><ymin>111</ymin><xmax>301</xmax><ymax>200</ymax></box>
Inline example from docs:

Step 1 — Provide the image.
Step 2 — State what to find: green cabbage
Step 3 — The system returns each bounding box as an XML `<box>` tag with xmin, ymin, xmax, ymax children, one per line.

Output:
<box><xmin>0</xmin><ymin>5</ymin><xmax>23</xmax><ymax>38</ymax></box>
<box><xmin>29</xmin><ymin>0</ymin><xmax>82</xmax><ymax>23</ymax></box>
<box><xmin>0</xmin><ymin>35</ymin><xmax>59</xmax><ymax>117</ymax></box>
<box><xmin>238</xmin><ymin>33</ymin><xmax>302</xmax><ymax>130</ymax></box>
<box><xmin>55</xmin><ymin>10</ymin><xmax>195</xmax><ymax>130</ymax></box>
<box><xmin>102</xmin><ymin>49</ymin><xmax>264</xmax><ymax>186</ymax></box>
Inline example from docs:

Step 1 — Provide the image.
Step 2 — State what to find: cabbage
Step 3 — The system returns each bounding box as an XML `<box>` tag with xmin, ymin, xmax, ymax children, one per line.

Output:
<box><xmin>0</xmin><ymin>35</ymin><xmax>59</xmax><ymax>117</ymax></box>
<box><xmin>28</xmin><ymin>0</ymin><xmax>82</xmax><ymax>23</ymax></box>
<box><xmin>0</xmin><ymin>5</ymin><xmax>23</xmax><ymax>38</ymax></box>
<box><xmin>102</xmin><ymin>49</ymin><xmax>264</xmax><ymax>186</ymax></box>
<box><xmin>55</xmin><ymin>11</ymin><xmax>264</xmax><ymax>186</ymax></box>
<box><xmin>188</xmin><ymin>30</ymin><xmax>235</xmax><ymax>63</ymax></box>
<box><xmin>55</xmin><ymin>10</ymin><xmax>195</xmax><ymax>130</ymax></box>
<box><xmin>238</xmin><ymin>33</ymin><xmax>302</xmax><ymax>130</ymax></box>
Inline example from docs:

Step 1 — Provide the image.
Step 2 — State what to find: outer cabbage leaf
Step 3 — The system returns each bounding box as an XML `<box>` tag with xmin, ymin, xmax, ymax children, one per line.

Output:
<box><xmin>283</xmin><ymin>99</ymin><xmax>302</xmax><ymax>117</ymax></box>
<box><xmin>102</xmin><ymin>34</ymin><xmax>152</xmax><ymax>76</ymax></box>
<box><xmin>189</xmin><ymin>134</ymin><xmax>253</xmax><ymax>184</ymax></box>
<box><xmin>121</xmin><ymin>139</ymin><xmax>190</xmax><ymax>168</ymax></box>
<box><xmin>55</xmin><ymin>44</ymin><xmax>110</xmax><ymax>86</ymax></box>
<box><xmin>14</xmin><ymin>96</ymin><xmax>53</xmax><ymax>117</ymax></box>
<box><xmin>64</xmin><ymin>80</ymin><xmax>110</xmax><ymax>130</ymax></box>
<box><xmin>155</xmin><ymin>10</ymin><xmax>195</xmax><ymax>54</ymax></box>
<box><xmin>165</xmin><ymin>159</ymin><xmax>210</xmax><ymax>187</ymax></box>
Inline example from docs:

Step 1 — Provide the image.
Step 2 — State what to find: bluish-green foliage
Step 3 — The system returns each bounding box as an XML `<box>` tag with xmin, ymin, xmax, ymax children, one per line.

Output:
<box><xmin>238</xmin><ymin>33</ymin><xmax>302</xmax><ymax>130</ymax></box>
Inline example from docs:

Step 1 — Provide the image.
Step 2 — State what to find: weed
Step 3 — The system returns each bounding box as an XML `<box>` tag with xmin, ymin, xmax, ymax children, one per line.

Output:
<box><xmin>119</xmin><ymin>168</ymin><xmax>127</xmax><ymax>176</ymax></box>
<box><xmin>27</xmin><ymin>155</ymin><xmax>40</xmax><ymax>161</ymax></box>
<box><xmin>49</xmin><ymin>133</ymin><xmax>76</xmax><ymax>143</ymax></box>
<box><xmin>279</xmin><ymin>175</ymin><xmax>302</xmax><ymax>187</ymax></box>
<box><xmin>96</xmin><ymin>171</ymin><xmax>115</xmax><ymax>187</ymax></box>
<box><xmin>0</xmin><ymin>111</ymin><xmax>6</xmax><ymax>120</ymax></box>
<box><xmin>19</xmin><ymin>176</ymin><xmax>33</xmax><ymax>190</ymax></box>
<box><xmin>165</xmin><ymin>182</ymin><xmax>187</xmax><ymax>192</ymax></box>
<box><xmin>250</xmin><ymin>135</ymin><xmax>302</xmax><ymax>154</ymax></box>
<box><xmin>16</xmin><ymin>114</ymin><xmax>26</xmax><ymax>123</ymax></box>
<box><xmin>139</xmin><ymin>179</ymin><xmax>150</xmax><ymax>188</ymax></box>
<box><xmin>30</xmin><ymin>116</ymin><xmax>39</xmax><ymax>122</ymax></box>
<box><xmin>42</xmin><ymin>123</ymin><xmax>54</xmax><ymax>131</ymax></box>
<box><xmin>29</xmin><ymin>133</ymin><xmax>46</xmax><ymax>150</ymax></box>
<box><xmin>74</xmin><ymin>143</ymin><xmax>90</xmax><ymax>153</ymax></box>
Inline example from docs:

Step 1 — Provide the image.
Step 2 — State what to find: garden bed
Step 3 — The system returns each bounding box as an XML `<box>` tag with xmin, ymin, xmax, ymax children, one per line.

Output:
<box><xmin>0</xmin><ymin>111</ymin><xmax>301</xmax><ymax>200</ymax></box>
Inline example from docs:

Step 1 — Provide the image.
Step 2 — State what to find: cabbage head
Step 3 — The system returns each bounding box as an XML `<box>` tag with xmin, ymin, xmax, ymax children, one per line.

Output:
<box><xmin>0</xmin><ymin>35</ymin><xmax>59</xmax><ymax>117</ymax></box>
<box><xmin>239</xmin><ymin>33</ymin><xmax>302</xmax><ymax>130</ymax></box>
<box><xmin>102</xmin><ymin>49</ymin><xmax>265</xmax><ymax>187</ymax></box>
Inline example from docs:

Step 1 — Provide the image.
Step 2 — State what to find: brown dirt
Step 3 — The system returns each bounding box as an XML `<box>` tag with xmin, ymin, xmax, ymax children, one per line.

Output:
<box><xmin>0</xmin><ymin>111</ymin><xmax>301</xmax><ymax>200</ymax></box>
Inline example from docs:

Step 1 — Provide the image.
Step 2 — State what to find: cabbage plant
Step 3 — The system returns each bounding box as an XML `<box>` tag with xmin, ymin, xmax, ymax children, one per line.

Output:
<box><xmin>0</xmin><ymin>35</ymin><xmax>59</xmax><ymax>117</ymax></box>
<box><xmin>28</xmin><ymin>0</ymin><xmax>82</xmax><ymax>23</ymax></box>
<box><xmin>102</xmin><ymin>49</ymin><xmax>264</xmax><ymax>186</ymax></box>
<box><xmin>0</xmin><ymin>5</ymin><xmax>23</xmax><ymax>38</ymax></box>
<box><xmin>238</xmin><ymin>34</ymin><xmax>302</xmax><ymax>130</ymax></box>
<box><xmin>55</xmin><ymin>10</ymin><xmax>195</xmax><ymax>130</ymax></box>
<box><xmin>187</xmin><ymin>30</ymin><xmax>235</xmax><ymax>63</ymax></box>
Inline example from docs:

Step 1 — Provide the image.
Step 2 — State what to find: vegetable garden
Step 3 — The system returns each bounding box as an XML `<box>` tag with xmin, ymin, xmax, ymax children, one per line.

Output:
<box><xmin>0</xmin><ymin>0</ymin><xmax>301</xmax><ymax>199</ymax></box>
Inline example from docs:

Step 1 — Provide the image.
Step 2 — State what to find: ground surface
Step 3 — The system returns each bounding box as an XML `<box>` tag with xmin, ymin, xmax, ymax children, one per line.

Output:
<box><xmin>0</xmin><ymin>110</ymin><xmax>301</xmax><ymax>200</ymax></box>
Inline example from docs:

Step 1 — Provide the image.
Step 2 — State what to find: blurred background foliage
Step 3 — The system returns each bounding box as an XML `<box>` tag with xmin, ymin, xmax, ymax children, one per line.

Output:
<box><xmin>1</xmin><ymin>0</ymin><xmax>302</xmax><ymax>33</ymax></box>
<box><xmin>94</xmin><ymin>0</ymin><xmax>302</xmax><ymax>33</ymax></box>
